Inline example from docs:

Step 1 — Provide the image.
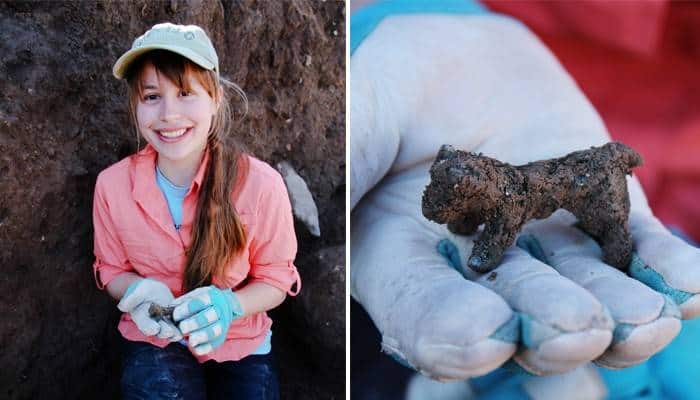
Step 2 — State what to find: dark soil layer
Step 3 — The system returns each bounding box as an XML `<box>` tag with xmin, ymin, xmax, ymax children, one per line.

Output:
<box><xmin>423</xmin><ymin>143</ymin><xmax>642</xmax><ymax>273</ymax></box>
<box><xmin>0</xmin><ymin>1</ymin><xmax>345</xmax><ymax>399</ymax></box>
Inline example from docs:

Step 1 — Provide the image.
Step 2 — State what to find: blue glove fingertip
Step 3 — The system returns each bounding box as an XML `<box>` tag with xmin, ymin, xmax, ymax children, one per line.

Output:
<box><xmin>628</xmin><ymin>253</ymin><xmax>693</xmax><ymax>306</ymax></box>
<box><xmin>515</xmin><ymin>234</ymin><xmax>549</xmax><ymax>264</ymax></box>
<box><xmin>489</xmin><ymin>313</ymin><xmax>521</xmax><ymax>344</ymax></box>
<box><xmin>437</xmin><ymin>238</ymin><xmax>468</xmax><ymax>278</ymax></box>
<box><xmin>519</xmin><ymin>313</ymin><xmax>560</xmax><ymax>350</ymax></box>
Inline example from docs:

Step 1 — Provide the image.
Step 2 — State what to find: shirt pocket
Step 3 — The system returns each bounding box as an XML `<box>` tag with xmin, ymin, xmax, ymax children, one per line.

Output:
<box><xmin>119</xmin><ymin>231</ymin><xmax>180</xmax><ymax>277</ymax></box>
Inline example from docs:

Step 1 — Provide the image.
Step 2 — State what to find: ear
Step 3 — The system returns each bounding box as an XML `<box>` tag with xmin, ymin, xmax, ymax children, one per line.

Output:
<box><xmin>436</xmin><ymin>144</ymin><xmax>456</xmax><ymax>162</ymax></box>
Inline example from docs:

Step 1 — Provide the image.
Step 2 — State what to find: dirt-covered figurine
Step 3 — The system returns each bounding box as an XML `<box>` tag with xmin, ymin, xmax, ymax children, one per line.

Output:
<box><xmin>148</xmin><ymin>303</ymin><xmax>176</xmax><ymax>322</ymax></box>
<box><xmin>422</xmin><ymin>142</ymin><xmax>643</xmax><ymax>273</ymax></box>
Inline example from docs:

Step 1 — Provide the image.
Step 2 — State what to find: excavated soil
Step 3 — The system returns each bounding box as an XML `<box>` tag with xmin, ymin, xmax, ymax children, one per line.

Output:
<box><xmin>0</xmin><ymin>1</ymin><xmax>345</xmax><ymax>399</ymax></box>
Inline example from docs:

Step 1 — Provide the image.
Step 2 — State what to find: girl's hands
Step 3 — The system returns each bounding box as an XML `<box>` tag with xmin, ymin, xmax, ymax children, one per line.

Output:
<box><xmin>172</xmin><ymin>286</ymin><xmax>244</xmax><ymax>355</ymax></box>
<box><xmin>117</xmin><ymin>278</ymin><xmax>183</xmax><ymax>341</ymax></box>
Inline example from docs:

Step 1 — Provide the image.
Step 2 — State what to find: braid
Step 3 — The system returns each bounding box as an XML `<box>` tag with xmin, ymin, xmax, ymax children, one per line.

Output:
<box><xmin>182</xmin><ymin>127</ymin><xmax>248</xmax><ymax>292</ymax></box>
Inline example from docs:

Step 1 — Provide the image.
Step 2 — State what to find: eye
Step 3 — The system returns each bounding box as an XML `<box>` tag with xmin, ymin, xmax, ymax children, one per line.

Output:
<box><xmin>143</xmin><ymin>93</ymin><xmax>159</xmax><ymax>101</ymax></box>
<box><xmin>180</xmin><ymin>90</ymin><xmax>193</xmax><ymax>97</ymax></box>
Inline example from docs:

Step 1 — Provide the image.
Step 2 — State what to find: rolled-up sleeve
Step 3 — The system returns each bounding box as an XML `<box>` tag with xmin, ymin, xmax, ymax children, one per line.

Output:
<box><xmin>248</xmin><ymin>172</ymin><xmax>301</xmax><ymax>296</ymax></box>
<box><xmin>92</xmin><ymin>175</ymin><xmax>133</xmax><ymax>289</ymax></box>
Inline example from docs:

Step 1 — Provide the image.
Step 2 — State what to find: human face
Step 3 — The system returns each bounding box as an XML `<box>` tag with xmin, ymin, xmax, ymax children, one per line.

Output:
<box><xmin>136</xmin><ymin>62</ymin><xmax>217</xmax><ymax>166</ymax></box>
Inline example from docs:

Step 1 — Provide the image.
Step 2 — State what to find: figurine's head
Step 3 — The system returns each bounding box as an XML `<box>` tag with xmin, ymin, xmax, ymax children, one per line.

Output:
<box><xmin>422</xmin><ymin>145</ymin><xmax>494</xmax><ymax>224</ymax></box>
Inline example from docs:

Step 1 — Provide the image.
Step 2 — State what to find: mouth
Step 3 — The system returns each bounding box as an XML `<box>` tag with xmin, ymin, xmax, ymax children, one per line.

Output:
<box><xmin>155</xmin><ymin>127</ymin><xmax>192</xmax><ymax>142</ymax></box>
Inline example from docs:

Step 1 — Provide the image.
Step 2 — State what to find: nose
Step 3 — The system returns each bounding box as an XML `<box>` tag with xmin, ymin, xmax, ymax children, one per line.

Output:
<box><xmin>158</xmin><ymin>93</ymin><xmax>182</xmax><ymax>122</ymax></box>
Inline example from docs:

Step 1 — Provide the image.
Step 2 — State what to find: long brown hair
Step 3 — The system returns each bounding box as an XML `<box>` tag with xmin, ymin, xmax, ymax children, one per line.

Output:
<box><xmin>124</xmin><ymin>50</ymin><xmax>250</xmax><ymax>292</ymax></box>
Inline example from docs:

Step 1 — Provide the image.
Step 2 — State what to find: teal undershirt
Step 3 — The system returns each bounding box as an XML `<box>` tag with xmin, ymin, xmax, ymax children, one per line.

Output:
<box><xmin>155</xmin><ymin>164</ymin><xmax>188</xmax><ymax>230</ymax></box>
<box><xmin>155</xmin><ymin>164</ymin><xmax>272</xmax><ymax>355</ymax></box>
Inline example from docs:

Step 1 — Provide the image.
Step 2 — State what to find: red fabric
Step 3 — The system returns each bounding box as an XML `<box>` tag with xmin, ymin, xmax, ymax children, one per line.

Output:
<box><xmin>483</xmin><ymin>0</ymin><xmax>700</xmax><ymax>241</ymax></box>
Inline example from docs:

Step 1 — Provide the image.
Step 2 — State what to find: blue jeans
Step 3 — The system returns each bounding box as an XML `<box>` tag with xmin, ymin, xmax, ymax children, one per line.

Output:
<box><xmin>120</xmin><ymin>339</ymin><xmax>280</xmax><ymax>400</ymax></box>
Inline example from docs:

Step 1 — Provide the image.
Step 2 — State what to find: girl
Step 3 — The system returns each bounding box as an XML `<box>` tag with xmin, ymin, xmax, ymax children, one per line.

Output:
<box><xmin>92</xmin><ymin>23</ymin><xmax>300</xmax><ymax>400</ymax></box>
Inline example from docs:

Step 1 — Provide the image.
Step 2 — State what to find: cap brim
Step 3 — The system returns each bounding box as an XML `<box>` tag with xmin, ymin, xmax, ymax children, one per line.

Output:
<box><xmin>112</xmin><ymin>44</ymin><xmax>216</xmax><ymax>79</ymax></box>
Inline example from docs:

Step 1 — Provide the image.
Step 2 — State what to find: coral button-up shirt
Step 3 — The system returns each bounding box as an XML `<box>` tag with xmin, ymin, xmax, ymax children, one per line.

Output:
<box><xmin>92</xmin><ymin>144</ymin><xmax>301</xmax><ymax>362</ymax></box>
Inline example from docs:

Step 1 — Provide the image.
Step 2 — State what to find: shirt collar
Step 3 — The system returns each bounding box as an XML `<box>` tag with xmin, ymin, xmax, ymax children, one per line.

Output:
<box><xmin>134</xmin><ymin>143</ymin><xmax>209</xmax><ymax>191</ymax></box>
<box><xmin>133</xmin><ymin>143</ymin><xmax>211</xmax><ymax>198</ymax></box>
<box><xmin>131</xmin><ymin>143</ymin><xmax>211</xmax><ymax>240</ymax></box>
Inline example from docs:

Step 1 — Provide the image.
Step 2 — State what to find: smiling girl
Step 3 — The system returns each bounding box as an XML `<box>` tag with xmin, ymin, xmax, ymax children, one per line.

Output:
<box><xmin>92</xmin><ymin>23</ymin><xmax>300</xmax><ymax>399</ymax></box>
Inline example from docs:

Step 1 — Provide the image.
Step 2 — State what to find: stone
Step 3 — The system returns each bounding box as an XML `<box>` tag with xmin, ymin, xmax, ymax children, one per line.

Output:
<box><xmin>278</xmin><ymin>161</ymin><xmax>321</xmax><ymax>237</ymax></box>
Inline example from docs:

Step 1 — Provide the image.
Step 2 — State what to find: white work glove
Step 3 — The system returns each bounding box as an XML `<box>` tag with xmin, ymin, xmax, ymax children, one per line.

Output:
<box><xmin>117</xmin><ymin>278</ymin><xmax>183</xmax><ymax>341</ymax></box>
<box><xmin>351</xmin><ymin>14</ymin><xmax>700</xmax><ymax>379</ymax></box>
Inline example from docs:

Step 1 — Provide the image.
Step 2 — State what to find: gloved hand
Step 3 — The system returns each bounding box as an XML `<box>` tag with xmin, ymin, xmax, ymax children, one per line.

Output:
<box><xmin>117</xmin><ymin>278</ymin><xmax>182</xmax><ymax>341</ymax></box>
<box><xmin>171</xmin><ymin>285</ymin><xmax>244</xmax><ymax>355</ymax></box>
<box><xmin>351</xmin><ymin>14</ymin><xmax>700</xmax><ymax>379</ymax></box>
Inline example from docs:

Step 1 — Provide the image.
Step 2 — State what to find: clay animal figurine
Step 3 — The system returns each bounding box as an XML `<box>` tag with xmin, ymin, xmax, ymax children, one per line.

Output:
<box><xmin>149</xmin><ymin>303</ymin><xmax>176</xmax><ymax>323</ymax></box>
<box><xmin>422</xmin><ymin>142</ymin><xmax>643</xmax><ymax>273</ymax></box>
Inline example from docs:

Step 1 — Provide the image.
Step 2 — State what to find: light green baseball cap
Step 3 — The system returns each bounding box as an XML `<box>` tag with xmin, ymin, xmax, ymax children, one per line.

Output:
<box><xmin>112</xmin><ymin>22</ymin><xmax>219</xmax><ymax>80</ymax></box>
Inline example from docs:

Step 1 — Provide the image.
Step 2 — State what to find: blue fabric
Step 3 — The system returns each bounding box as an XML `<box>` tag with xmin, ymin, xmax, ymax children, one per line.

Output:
<box><xmin>121</xmin><ymin>339</ymin><xmax>279</xmax><ymax>400</ymax></box>
<box><xmin>597</xmin><ymin>363</ymin><xmax>663</xmax><ymax>400</ymax></box>
<box><xmin>155</xmin><ymin>164</ymin><xmax>189</xmax><ymax>230</ymax></box>
<box><xmin>254</xmin><ymin>330</ymin><xmax>273</xmax><ymax>355</ymax></box>
<box><xmin>470</xmin><ymin>363</ymin><xmax>530</xmax><ymax>399</ymax></box>
<box><xmin>351</xmin><ymin>0</ymin><xmax>489</xmax><ymax>55</ymax></box>
<box><xmin>645</xmin><ymin>317</ymin><xmax>700</xmax><ymax>399</ymax></box>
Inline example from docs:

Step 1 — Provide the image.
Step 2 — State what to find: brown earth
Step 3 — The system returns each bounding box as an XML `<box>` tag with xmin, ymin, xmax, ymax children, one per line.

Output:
<box><xmin>0</xmin><ymin>1</ymin><xmax>345</xmax><ymax>399</ymax></box>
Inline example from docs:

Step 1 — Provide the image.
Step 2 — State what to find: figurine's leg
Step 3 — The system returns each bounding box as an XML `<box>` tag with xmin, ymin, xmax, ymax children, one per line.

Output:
<box><xmin>447</xmin><ymin>212</ymin><xmax>481</xmax><ymax>235</ymax></box>
<box><xmin>600</xmin><ymin>218</ymin><xmax>634</xmax><ymax>271</ymax></box>
<box><xmin>576</xmin><ymin>208</ymin><xmax>633</xmax><ymax>272</ymax></box>
<box><xmin>468</xmin><ymin>219</ymin><xmax>521</xmax><ymax>273</ymax></box>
